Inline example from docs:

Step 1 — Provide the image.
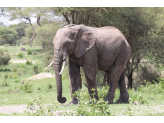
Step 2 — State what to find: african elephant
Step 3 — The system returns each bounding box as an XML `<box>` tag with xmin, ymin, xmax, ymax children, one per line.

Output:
<box><xmin>45</xmin><ymin>24</ymin><xmax>131</xmax><ymax>104</ymax></box>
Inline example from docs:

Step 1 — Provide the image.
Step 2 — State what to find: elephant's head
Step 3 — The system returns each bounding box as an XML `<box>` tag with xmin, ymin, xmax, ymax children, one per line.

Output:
<box><xmin>53</xmin><ymin>24</ymin><xmax>96</xmax><ymax>103</ymax></box>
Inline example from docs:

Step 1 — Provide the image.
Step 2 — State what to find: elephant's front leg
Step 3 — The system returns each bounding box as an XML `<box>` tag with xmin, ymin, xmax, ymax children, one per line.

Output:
<box><xmin>68</xmin><ymin>59</ymin><xmax>81</xmax><ymax>104</ymax></box>
<box><xmin>83</xmin><ymin>64</ymin><xmax>99</xmax><ymax>101</ymax></box>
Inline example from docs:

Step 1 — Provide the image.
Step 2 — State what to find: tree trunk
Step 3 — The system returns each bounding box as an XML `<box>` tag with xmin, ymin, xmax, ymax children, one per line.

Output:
<box><xmin>42</xmin><ymin>42</ymin><xmax>46</xmax><ymax>50</ymax></box>
<box><xmin>62</xmin><ymin>13</ymin><xmax>70</xmax><ymax>24</ymax></box>
<box><xmin>30</xmin><ymin>24</ymin><xmax>37</xmax><ymax>47</ymax></box>
<box><xmin>128</xmin><ymin>73</ymin><xmax>133</xmax><ymax>89</ymax></box>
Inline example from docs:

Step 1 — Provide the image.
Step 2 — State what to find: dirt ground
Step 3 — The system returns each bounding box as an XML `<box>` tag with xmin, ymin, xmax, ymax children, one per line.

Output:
<box><xmin>0</xmin><ymin>104</ymin><xmax>164</xmax><ymax>115</ymax></box>
<box><xmin>9</xmin><ymin>59</ymin><xmax>36</xmax><ymax>64</ymax></box>
<box><xmin>0</xmin><ymin>105</ymin><xmax>28</xmax><ymax>114</ymax></box>
<box><xmin>0</xmin><ymin>104</ymin><xmax>74</xmax><ymax>115</ymax></box>
<box><xmin>27</xmin><ymin>72</ymin><xmax>55</xmax><ymax>80</ymax></box>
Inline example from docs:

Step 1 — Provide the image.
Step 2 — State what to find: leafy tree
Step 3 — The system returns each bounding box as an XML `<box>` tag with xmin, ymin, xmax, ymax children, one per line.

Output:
<box><xmin>0</xmin><ymin>22</ymin><xmax>6</xmax><ymax>27</ymax></box>
<box><xmin>9</xmin><ymin>22</ymin><xmax>29</xmax><ymax>45</ymax></box>
<box><xmin>0</xmin><ymin>49</ymin><xmax>10</xmax><ymax>66</ymax></box>
<box><xmin>0</xmin><ymin>26</ymin><xmax>17</xmax><ymax>45</ymax></box>
<box><xmin>6</xmin><ymin>7</ymin><xmax>48</xmax><ymax>47</ymax></box>
<box><xmin>9</xmin><ymin>22</ymin><xmax>28</xmax><ymax>39</ymax></box>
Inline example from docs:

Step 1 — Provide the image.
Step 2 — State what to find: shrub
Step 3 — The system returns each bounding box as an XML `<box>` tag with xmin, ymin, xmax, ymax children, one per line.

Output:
<box><xmin>62</xmin><ymin>89</ymin><xmax>113</xmax><ymax>116</ymax></box>
<box><xmin>4</xmin><ymin>44</ymin><xmax>10</xmax><ymax>47</ymax></box>
<box><xmin>26</xmin><ymin>95</ymin><xmax>55</xmax><ymax>116</ymax></box>
<box><xmin>21</xmin><ymin>64</ymin><xmax>27</xmax><ymax>68</ymax></box>
<box><xmin>14</xmin><ymin>79</ymin><xmax>19</xmax><ymax>83</ymax></box>
<box><xmin>0</xmin><ymin>49</ymin><xmax>10</xmax><ymax>66</ymax></box>
<box><xmin>12</xmin><ymin>67</ymin><xmax>17</xmax><ymax>72</ymax></box>
<box><xmin>27</xmin><ymin>49</ymin><xmax>32</xmax><ymax>55</ymax></box>
<box><xmin>1</xmin><ymin>74</ymin><xmax>9</xmax><ymax>87</ymax></box>
<box><xmin>20</xmin><ymin>83</ymin><xmax>33</xmax><ymax>93</ymax></box>
<box><xmin>33</xmin><ymin>52</ymin><xmax>37</xmax><ymax>55</ymax></box>
<box><xmin>8</xmin><ymin>73</ymin><xmax>19</xmax><ymax>79</ymax></box>
<box><xmin>33</xmin><ymin>65</ymin><xmax>39</xmax><ymax>74</ymax></box>
<box><xmin>17</xmin><ymin>53</ymin><xmax>23</xmax><ymax>58</ymax></box>
<box><xmin>138</xmin><ymin>77</ymin><xmax>164</xmax><ymax>94</ymax></box>
<box><xmin>128</xmin><ymin>89</ymin><xmax>148</xmax><ymax>105</ymax></box>
<box><xmin>48</xmin><ymin>83</ymin><xmax>52</xmax><ymax>89</ymax></box>
<box><xmin>26</xmin><ymin>61</ymin><xmax>32</xmax><ymax>65</ymax></box>
<box><xmin>98</xmin><ymin>85</ymin><xmax>109</xmax><ymax>99</ymax></box>
<box><xmin>4</xmin><ymin>49</ymin><xmax>8</xmax><ymax>52</ymax></box>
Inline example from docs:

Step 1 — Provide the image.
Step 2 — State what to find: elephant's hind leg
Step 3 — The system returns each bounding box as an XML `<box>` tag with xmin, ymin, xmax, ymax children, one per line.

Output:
<box><xmin>104</xmin><ymin>52</ymin><xmax>129</xmax><ymax>104</ymax></box>
<box><xmin>115</xmin><ymin>69</ymin><xmax>129</xmax><ymax>104</ymax></box>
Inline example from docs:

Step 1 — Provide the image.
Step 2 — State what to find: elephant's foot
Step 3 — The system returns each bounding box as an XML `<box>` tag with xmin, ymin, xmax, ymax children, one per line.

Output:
<box><xmin>115</xmin><ymin>98</ymin><xmax>129</xmax><ymax>104</ymax></box>
<box><xmin>104</xmin><ymin>98</ymin><xmax>113</xmax><ymax>104</ymax></box>
<box><xmin>69</xmin><ymin>97</ymin><xmax>79</xmax><ymax>105</ymax></box>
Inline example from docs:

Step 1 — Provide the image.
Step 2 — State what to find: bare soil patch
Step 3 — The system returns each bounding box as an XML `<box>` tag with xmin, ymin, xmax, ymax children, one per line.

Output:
<box><xmin>0</xmin><ymin>104</ymin><xmax>72</xmax><ymax>115</ymax></box>
<box><xmin>9</xmin><ymin>59</ymin><xmax>36</xmax><ymax>64</ymax></box>
<box><xmin>0</xmin><ymin>105</ymin><xmax>28</xmax><ymax>114</ymax></box>
<box><xmin>27</xmin><ymin>72</ymin><xmax>55</xmax><ymax>80</ymax></box>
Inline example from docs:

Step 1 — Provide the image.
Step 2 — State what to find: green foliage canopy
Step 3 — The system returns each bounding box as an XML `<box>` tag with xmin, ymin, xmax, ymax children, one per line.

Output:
<box><xmin>0</xmin><ymin>26</ymin><xmax>17</xmax><ymax>45</ymax></box>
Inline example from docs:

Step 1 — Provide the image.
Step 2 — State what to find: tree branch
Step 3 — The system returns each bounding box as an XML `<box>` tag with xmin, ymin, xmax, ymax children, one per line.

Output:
<box><xmin>62</xmin><ymin>13</ymin><xmax>70</xmax><ymax>24</ymax></box>
<box><xmin>37</xmin><ymin>16</ymin><xmax>41</xmax><ymax>27</ymax></box>
<box><xmin>24</xmin><ymin>17</ymin><xmax>34</xmax><ymax>30</ymax></box>
<box><xmin>94</xmin><ymin>22</ymin><xmax>100</xmax><ymax>27</ymax></box>
<box><xmin>71</xmin><ymin>10</ymin><xmax>75</xmax><ymax>24</ymax></box>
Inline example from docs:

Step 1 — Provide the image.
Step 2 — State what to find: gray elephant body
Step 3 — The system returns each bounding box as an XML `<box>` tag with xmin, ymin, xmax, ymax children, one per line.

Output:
<box><xmin>52</xmin><ymin>24</ymin><xmax>131</xmax><ymax>104</ymax></box>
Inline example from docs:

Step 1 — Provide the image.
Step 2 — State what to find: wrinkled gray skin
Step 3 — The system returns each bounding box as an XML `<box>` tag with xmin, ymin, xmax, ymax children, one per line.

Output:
<box><xmin>53</xmin><ymin>24</ymin><xmax>131</xmax><ymax>104</ymax></box>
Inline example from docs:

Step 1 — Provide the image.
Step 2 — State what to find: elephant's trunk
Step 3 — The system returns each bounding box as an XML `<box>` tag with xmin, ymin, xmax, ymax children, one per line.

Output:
<box><xmin>54</xmin><ymin>53</ymin><xmax>66</xmax><ymax>103</ymax></box>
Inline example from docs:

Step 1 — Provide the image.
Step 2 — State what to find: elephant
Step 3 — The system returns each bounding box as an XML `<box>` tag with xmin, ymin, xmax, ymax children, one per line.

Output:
<box><xmin>45</xmin><ymin>24</ymin><xmax>131</xmax><ymax>104</ymax></box>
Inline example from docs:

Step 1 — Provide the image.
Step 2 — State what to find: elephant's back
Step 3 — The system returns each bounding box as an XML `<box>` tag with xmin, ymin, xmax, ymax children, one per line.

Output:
<box><xmin>91</xmin><ymin>26</ymin><xmax>130</xmax><ymax>71</ymax></box>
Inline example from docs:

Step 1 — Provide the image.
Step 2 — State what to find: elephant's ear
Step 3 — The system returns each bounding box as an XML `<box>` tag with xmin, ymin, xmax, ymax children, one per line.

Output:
<box><xmin>74</xmin><ymin>29</ymin><xmax>96</xmax><ymax>58</ymax></box>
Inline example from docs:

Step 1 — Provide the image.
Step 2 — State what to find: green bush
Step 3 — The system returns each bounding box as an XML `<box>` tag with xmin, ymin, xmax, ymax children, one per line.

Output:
<box><xmin>21</xmin><ymin>64</ymin><xmax>27</xmax><ymax>68</ymax></box>
<box><xmin>48</xmin><ymin>83</ymin><xmax>52</xmax><ymax>89</ymax></box>
<box><xmin>7</xmin><ymin>73</ymin><xmax>19</xmax><ymax>79</ymax></box>
<box><xmin>17</xmin><ymin>53</ymin><xmax>23</xmax><ymax>58</ymax></box>
<box><xmin>0</xmin><ymin>49</ymin><xmax>10</xmax><ymax>66</ymax></box>
<box><xmin>4</xmin><ymin>49</ymin><xmax>8</xmax><ymax>52</ymax></box>
<box><xmin>98</xmin><ymin>85</ymin><xmax>109</xmax><ymax>99</ymax></box>
<box><xmin>33</xmin><ymin>65</ymin><xmax>39</xmax><ymax>74</ymax></box>
<box><xmin>128</xmin><ymin>89</ymin><xmax>148</xmax><ymax>105</ymax></box>
<box><xmin>26</xmin><ymin>61</ymin><xmax>32</xmax><ymax>65</ymax></box>
<box><xmin>26</xmin><ymin>95</ymin><xmax>55</xmax><ymax>116</ymax></box>
<box><xmin>1</xmin><ymin>74</ymin><xmax>9</xmax><ymax>87</ymax></box>
<box><xmin>12</xmin><ymin>67</ymin><xmax>17</xmax><ymax>72</ymax></box>
<box><xmin>27</xmin><ymin>49</ymin><xmax>32</xmax><ymax>55</ymax></box>
<box><xmin>137</xmin><ymin>77</ymin><xmax>164</xmax><ymax>94</ymax></box>
<box><xmin>62</xmin><ymin>89</ymin><xmax>113</xmax><ymax>116</ymax></box>
<box><xmin>20</xmin><ymin>83</ymin><xmax>33</xmax><ymax>93</ymax></box>
<box><xmin>14</xmin><ymin>79</ymin><xmax>19</xmax><ymax>83</ymax></box>
<box><xmin>4</xmin><ymin>44</ymin><xmax>10</xmax><ymax>47</ymax></box>
<box><xmin>33</xmin><ymin>52</ymin><xmax>37</xmax><ymax>55</ymax></box>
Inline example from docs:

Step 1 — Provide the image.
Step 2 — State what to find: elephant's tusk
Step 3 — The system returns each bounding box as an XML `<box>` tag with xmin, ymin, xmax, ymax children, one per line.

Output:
<box><xmin>59</xmin><ymin>60</ymin><xmax>66</xmax><ymax>75</ymax></box>
<box><xmin>44</xmin><ymin>60</ymin><xmax>54</xmax><ymax>71</ymax></box>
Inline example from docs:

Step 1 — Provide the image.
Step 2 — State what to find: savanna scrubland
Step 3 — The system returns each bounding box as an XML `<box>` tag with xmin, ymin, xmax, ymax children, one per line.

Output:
<box><xmin>0</xmin><ymin>7</ymin><xmax>164</xmax><ymax>116</ymax></box>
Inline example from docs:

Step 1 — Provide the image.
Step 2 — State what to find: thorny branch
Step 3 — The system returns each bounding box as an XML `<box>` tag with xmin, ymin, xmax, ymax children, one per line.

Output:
<box><xmin>24</xmin><ymin>17</ymin><xmax>34</xmax><ymax>30</ymax></box>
